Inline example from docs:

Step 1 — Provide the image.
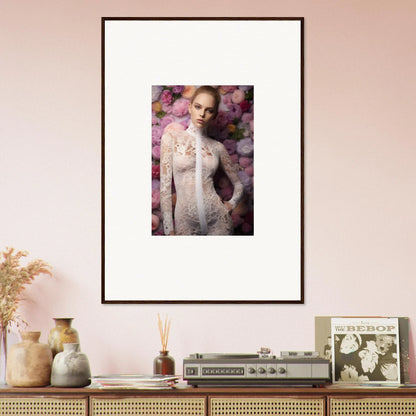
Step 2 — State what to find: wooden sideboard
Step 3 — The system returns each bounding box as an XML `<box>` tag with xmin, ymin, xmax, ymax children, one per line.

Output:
<box><xmin>1</xmin><ymin>385</ymin><xmax>416</xmax><ymax>415</ymax></box>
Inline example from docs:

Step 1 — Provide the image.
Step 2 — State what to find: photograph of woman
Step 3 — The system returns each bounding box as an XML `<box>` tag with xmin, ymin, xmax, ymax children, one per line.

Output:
<box><xmin>152</xmin><ymin>85</ymin><xmax>254</xmax><ymax>236</ymax></box>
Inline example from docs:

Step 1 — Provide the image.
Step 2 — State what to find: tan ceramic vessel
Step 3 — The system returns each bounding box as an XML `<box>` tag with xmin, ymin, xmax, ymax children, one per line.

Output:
<box><xmin>48</xmin><ymin>318</ymin><xmax>80</xmax><ymax>357</ymax></box>
<box><xmin>6</xmin><ymin>331</ymin><xmax>53</xmax><ymax>387</ymax></box>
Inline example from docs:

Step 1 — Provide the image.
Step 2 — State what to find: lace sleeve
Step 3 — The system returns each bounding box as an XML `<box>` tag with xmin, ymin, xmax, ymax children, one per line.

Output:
<box><xmin>218</xmin><ymin>142</ymin><xmax>244</xmax><ymax>209</ymax></box>
<box><xmin>160</xmin><ymin>131</ymin><xmax>174</xmax><ymax>235</ymax></box>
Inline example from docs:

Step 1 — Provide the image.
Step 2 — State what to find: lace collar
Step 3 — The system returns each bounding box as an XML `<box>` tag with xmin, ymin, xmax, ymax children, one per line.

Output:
<box><xmin>186</xmin><ymin>121</ymin><xmax>207</xmax><ymax>139</ymax></box>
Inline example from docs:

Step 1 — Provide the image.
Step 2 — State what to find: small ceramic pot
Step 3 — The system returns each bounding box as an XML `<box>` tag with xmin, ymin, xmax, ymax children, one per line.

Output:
<box><xmin>6</xmin><ymin>331</ymin><xmax>52</xmax><ymax>387</ymax></box>
<box><xmin>51</xmin><ymin>343</ymin><xmax>91</xmax><ymax>387</ymax></box>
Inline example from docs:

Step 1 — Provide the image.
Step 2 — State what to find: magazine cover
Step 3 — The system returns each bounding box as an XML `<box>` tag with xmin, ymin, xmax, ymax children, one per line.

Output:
<box><xmin>315</xmin><ymin>316</ymin><xmax>409</xmax><ymax>384</ymax></box>
<box><xmin>331</xmin><ymin>317</ymin><xmax>401</xmax><ymax>384</ymax></box>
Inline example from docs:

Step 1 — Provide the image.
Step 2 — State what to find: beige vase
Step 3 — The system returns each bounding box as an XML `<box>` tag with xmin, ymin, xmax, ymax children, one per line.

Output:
<box><xmin>6</xmin><ymin>331</ymin><xmax>53</xmax><ymax>387</ymax></box>
<box><xmin>48</xmin><ymin>318</ymin><xmax>80</xmax><ymax>357</ymax></box>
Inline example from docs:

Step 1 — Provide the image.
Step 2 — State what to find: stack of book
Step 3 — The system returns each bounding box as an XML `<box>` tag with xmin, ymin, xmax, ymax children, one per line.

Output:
<box><xmin>89</xmin><ymin>374</ymin><xmax>180</xmax><ymax>389</ymax></box>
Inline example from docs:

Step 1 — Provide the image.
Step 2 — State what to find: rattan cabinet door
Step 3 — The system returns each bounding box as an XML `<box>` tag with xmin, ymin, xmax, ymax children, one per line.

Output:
<box><xmin>210</xmin><ymin>397</ymin><xmax>325</xmax><ymax>416</ymax></box>
<box><xmin>330</xmin><ymin>397</ymin><xmax>416</xmax><ymax>416</ymax></box>
<box><xmin>0</xmin><ymin>397</ymin><xmax>87</xmax><ymax>416</ymax></box>
<box><xmin>91</xmin><ymin>397</ymin><xmax>206</xmax><ymax>416</ymax></box>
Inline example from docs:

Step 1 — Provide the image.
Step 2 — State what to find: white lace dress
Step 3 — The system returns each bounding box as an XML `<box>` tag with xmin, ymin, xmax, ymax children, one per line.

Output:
<box><xmin>160</xmin><ymin>123</ymin><xmax>244</xmax><ymax>235</ymax></box>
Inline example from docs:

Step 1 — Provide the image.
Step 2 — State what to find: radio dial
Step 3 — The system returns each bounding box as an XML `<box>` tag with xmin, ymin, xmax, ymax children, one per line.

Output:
<box><xmin>258</xmin><ymin>367</ymin><xmax>266</xmax><ymax>374</ymax></box>
<box><xmin>248</xmin><ymin>367</ymin><xmax>256</xmax><ymax>374</ymax></box>
<box><xmin>268</xmin><ymin>368</ymin><xmax>276</xmax><ymax>374</ymax></box>
<box><xmin>278</xmin><ymin>367</ymin><xmax>286</xmax><ymax>374</ymax></box>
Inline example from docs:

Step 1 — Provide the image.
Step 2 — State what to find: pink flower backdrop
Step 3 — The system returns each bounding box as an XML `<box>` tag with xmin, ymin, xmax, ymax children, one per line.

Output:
<box><xmin>151</xmin><ymin>85</ymin><xmax>254</xmax><ymax>235</ymax></box>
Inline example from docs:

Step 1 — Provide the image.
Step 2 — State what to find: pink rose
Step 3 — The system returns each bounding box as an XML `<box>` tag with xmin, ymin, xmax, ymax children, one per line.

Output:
<box><xmin>221</xmin><ymin>93</ymin><xmax>233</xmax><ymax>109</ymax></box>
<box><xmin>221</xmin><ymin>86</ymin><xmax>237</xmax><ymax>93</ymax></box>
<box><xmin>232</xmin><ymin>89</ymin><xmax>245</xmax><ymax>104</ymax></box>
<box><xmin>228</xmin><ymin>104</ymin><xmax>242</xmax><ymax>120</ymax></box>
<box><xmin>245</xmin><ymin>165</ymin><xmax>254</xmax><ymax>177</ymax></box>
<box><xmin>162</xmin><ymin>102</ymin><xmax>173</xmax><ymax>114</ymax></box>
<box><xmin>239</xmin><ymin>157</ymin><xmax>252</xmax><ymax>168</ymax></box>
<box><xmin>152</xmin><ymin>214</ymin><xmax>160</xmax><ymax>230</ymax></box>
<box><xmin>152</xmin><ymin>164</ymin><xmax>160</xmax><ymax>179</ymax></box>
<box><xmin>240</xmin><ymin>100</ymin><xmax>250</xmax><ymax>112</ymax></box>
<box><xmin>172</xmin><ymin>85</ymin><xmax>184</xmax><ymax>94</ymax></box>
<box><xmin>161</xmin><ymin>90</ymin><xmax>173</xmax><ymax>105</ymax></box>
<box><xmin>152</xmin><ymin>116</ymin><xmax>160</xmax><ymax>125</ymax></box>
<box><xmin>152</xmin><ymin>189</ymin><xmax>160</xmax><ymax>209</ymax></box>
<box><xmin>152</xmin><ymin>145</ymin><xmax>161</xmax><ymax>160</ymax></box>
<box><xmin>230</xmin><ymin>154</ymin><xmax>239</xmax><ymax>164</ymax></box>
<box><xmin>152</xmin><ymin>126</ymin><xmax>163</xmax><ymax>146</ymax></box>
<box><xmin>242</xmin><ymin>112</ymin><xmax>253</xmax><ymax>123</ymax></box>
<box><xmin>172</xmin><ymin>98</ymin><xmax>190</xmax><ymax>117</ymax></box>
<box><xmin>160</xmin><ymin>116</ymin><xmax>174</xmax><ymax>129</ymax></box>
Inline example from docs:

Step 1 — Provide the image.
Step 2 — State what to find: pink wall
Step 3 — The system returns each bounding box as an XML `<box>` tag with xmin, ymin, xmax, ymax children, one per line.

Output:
<box><xmin>2</xmin><ymin>0</ymin><xmax>416</xmax><ymax>380</ymax></box>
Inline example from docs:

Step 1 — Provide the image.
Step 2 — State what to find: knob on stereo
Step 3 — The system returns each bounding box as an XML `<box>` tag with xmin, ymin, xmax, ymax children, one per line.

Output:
<box><xmin>278</xmin><ymin>367</ymin><xmax>286</xmax><ymax>374</ymax></box>
<box><xmin>258</xmin><ymin>367</ymin><xmax>266</xmax><ymax>374</ymax></box>
<box><xmin>248</xmin><ymin>367</ymin><xmax>256</xmax><ymax>374</ymax></box>
<box><xmin>268</xmin><ymin>368</ymin><xmax>276</xmax><ymax>374</ymax></box>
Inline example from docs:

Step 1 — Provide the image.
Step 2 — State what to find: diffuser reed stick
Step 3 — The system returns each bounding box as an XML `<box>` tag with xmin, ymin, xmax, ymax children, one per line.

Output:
<box><xmin>158</xmin><ymin>313</ymin><xmax>171</xmax><ymax>352</ymax></box>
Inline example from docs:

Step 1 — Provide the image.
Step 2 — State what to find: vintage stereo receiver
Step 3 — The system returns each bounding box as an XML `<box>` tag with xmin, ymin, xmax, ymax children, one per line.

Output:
<box><xmin>183</xmin><ymin>350</ymin><xmax>331</xmax><ymax>387</ymax></box>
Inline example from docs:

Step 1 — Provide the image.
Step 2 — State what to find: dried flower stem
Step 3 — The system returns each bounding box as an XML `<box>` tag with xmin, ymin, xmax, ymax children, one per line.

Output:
<box><xmin>158</xmin><ymin>313</ymin><xmax>171</xmax><ymax>352</ymax></box>
<box><xmin>0</xmin><ymin>247</ymin><xmax>52</xmax><ymax>331</ymax></box>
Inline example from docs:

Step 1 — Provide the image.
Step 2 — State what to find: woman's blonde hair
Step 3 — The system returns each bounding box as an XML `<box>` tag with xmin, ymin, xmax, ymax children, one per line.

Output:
<box><xmin>190</xmin><ymin>86</ymin><xmax>221</xmax><ymax>117</ymax></box>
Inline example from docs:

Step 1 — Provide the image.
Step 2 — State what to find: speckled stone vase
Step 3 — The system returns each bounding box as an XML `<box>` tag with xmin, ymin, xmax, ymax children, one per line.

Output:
<box><xmin>51</xmin><ymin>343</ymin><xmax>91</xmax><ymax>387</ymax></box>
<box><xmin>48</xmin><ymin>318</ymin><xmax>80</xmax><ymax>357</ymax></box>
<box><xmin>6</xmin><ymin>331</ymin><xmax>52</xmax><ymax>387</ymax></box>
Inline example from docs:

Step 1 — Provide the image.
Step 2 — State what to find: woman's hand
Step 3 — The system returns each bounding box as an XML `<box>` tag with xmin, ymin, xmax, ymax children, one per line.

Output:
<box><xmin>169</xmin><ymin>231</ymin><xmax>175</xmax><ymax>236</ymax></box>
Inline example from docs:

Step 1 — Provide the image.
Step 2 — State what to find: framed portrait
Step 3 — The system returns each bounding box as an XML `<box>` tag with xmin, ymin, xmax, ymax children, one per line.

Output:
<box><xmin>102</xmin><ymin>17</ymin><xmax>304</xmax><ymax>303</ymax></box>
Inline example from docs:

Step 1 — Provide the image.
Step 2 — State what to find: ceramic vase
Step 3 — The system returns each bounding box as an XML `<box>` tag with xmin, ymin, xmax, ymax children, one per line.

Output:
<box><xmin>6</xmin><ymin>331</ymin><xmax>52</xmax><ymax>387</ymax></box>
<box><xmin>48</xmin><ymin>318</ymin><xmax>80</xmax><ymax>357</ymax></box>
<box><xmin>51</xmin><ymin>343</ymin><xmax>91</xmax><ymax>387</ymax></box>
<box><xmin>153</xmin><ymin>350</ymin><xmax>175</xmax><ymax>375</ymax></box>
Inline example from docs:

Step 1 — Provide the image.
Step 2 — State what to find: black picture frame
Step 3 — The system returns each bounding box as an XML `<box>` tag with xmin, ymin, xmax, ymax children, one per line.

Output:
<box><xmin>102</xmin><ymin>17</ymin><xmax>304</xmax><ymax>304</ymax></box>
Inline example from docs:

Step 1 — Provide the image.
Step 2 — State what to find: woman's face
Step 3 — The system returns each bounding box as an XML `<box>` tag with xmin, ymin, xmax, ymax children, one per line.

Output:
<box><xmin>340</xmin><ymin>334</ymin><xmax>360</xmax><ymax>354</ymax></box>
<box><xmin>189</xmin><ymin>93</ymin><xmax>216</xmax><ymax>128</ymax></box>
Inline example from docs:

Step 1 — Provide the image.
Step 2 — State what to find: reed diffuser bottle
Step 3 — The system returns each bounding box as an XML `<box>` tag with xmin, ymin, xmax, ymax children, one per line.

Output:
<box><xmin>153</xmin><ymin>314</ymin><xmax>175</xmax><ymax>375</ymax></box>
